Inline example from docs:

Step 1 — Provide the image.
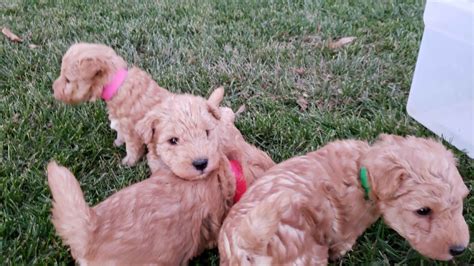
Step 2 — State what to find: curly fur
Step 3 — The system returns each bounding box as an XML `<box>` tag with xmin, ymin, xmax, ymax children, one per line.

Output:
<box><xmin>53</xmin><ymin>43</ymin><xmax>171</xmax><ymax>167</ymax></box>
<box><xmin>48</xmin><ymin>91</ymin><xmax>275</xmax><ymax>265</ymax></box>
<box><xmin>219</xmin><ymin>135</ymin><xmax>470</xmax><ymax>265</ymax></box>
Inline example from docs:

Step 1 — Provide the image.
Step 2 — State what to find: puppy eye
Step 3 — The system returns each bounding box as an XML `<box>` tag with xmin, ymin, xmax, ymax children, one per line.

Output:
<box><xmin>168</xmin><ymin>137</ymin><xmax>178</xmax><ymax>145</ymax></box>
<box><xmin>65</xmin><ymin>78</ymin><xmax>70</xmax><ymax>83</ymax></box>
<box><xmin>205</xmin><ymin>130</ymin><xmax>210</xmax><ymax>137</ymax></box>
<box><xmin>416</xmin><ymin>207</ymin><xmax>431</xmax><ymax>216</ymax></box>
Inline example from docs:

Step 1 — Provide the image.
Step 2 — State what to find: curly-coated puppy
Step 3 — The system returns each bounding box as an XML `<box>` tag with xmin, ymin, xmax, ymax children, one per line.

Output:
<box><xmin>52</xmin><ymin>43</ymin><xmax>171</xmax><ymax>166</ymax></box>
<box><xmin>219</xmin><ymin>134</ymin><xmax>470</xmax><ymax>265</ymax></box>
<box><xmin>143</xmin><ymin>102</ymin><xmax>274</xmax><ymax>189</ymax></box>
<box><xmin>47</xmin><ymin>90</ymin><xmax>275</xmax><ymax>265</ymax></box>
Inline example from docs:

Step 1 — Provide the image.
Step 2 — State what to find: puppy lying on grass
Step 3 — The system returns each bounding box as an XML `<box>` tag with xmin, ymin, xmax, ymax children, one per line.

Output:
<box><xmin>53</xmin><ymin>43</ymin><xmax>171</xmax><ymax>166</ymax></box>
<box><xmin>219</xmin><ymin>134</ymin><xmax>470</xmax><ymax>265</ymax></box>
<box><xmin>47</xmin><ymin>89</ymin><xmax>274</xmax><ymax>265</ymax></box>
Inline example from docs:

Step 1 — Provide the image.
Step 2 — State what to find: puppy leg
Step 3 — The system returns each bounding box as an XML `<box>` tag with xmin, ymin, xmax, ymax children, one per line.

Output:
<box><xmin>328</xmin><ymin>240</ymin><xmax>355</xmax><ymax>261</ymax></box>
<box><xmin>110</xmin><ymin>119</ymin><xmax>125</xmax><ymax>147</ymax></box>
<box><xmin>146</xmin><ymin>147</ymin><xmax>161</xmax><ymax>173</ymax></box>
<box><xmin>114</xmin><ymin>133</ymin><xmax>125</xmax><ymax>147</ymax></box>
<box><xmin>122</xmin><ymin>134</ymin><xmax>145</xmax><ymax>166</ymax></box>
<box><xmin>308</xmin><ymin>243</ymin><xmax>329</xmax><ymax>265</ymax></box>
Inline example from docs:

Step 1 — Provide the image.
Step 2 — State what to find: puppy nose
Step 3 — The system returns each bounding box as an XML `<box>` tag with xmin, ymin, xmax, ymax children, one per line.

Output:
<box><xmin>53</xmin><ymin>88</ymin><xmax>61</xmax><ymax>100</ymax></box>
<box><xmin>192</xmin><ymin>158</ymin><xmax>208</xmax><ymax>171</ymax></box>
<box><xmin>449</xmin><ymin>245</ymin><xmax>466</xmax><ymax>256</ymax></box>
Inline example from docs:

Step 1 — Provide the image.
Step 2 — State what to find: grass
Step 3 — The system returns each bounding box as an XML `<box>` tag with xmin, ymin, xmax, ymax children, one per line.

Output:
<box><xmin>1</xmin><ymin>0</ymin><xmax>472</xmax><ymax>264</ymax></box>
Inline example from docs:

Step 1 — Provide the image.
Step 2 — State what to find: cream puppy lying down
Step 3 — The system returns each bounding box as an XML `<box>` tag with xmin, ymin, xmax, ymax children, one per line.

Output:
<box><xmin>219</xmin><ymin>134</ymin><xmax>470</xmax><ymax>265</ymax></box>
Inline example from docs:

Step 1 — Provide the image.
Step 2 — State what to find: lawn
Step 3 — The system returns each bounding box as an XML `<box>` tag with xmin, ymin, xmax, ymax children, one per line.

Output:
<box><xmin>1</xmin><ymin>0</ymin><xmax>472</xmax><ymax>264</ymax></box>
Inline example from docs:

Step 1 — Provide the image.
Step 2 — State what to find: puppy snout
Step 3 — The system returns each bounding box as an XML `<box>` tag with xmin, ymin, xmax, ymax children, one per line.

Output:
<box><xmin>53</xmin><ymin>89</ymin><xmax>61</xmax><ymax>100</ymax></box>
<box><xmin>192</xmin><ymin>158</ymin><xmax>208</xmax><ymax>171</ymax></box>
<box><xmin>52</xmin><ymin>79</ymin><xmax>62</xmax><ymax>99</ymax></box>
<box><xmin>449</xmin><ymin>245</ymin><xmax>466</xmax><ymax>256</ymax></box>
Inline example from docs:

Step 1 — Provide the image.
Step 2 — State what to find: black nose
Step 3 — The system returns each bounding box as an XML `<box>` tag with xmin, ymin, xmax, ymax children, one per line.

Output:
<box><xmin>449</xmin><ymin>245</ymin><xmax>466</xmax><ymax>256</ymax></box>
<box><xmin>192</xmin><ymin>158</ymin><xmax>208</xmax><ymax>171</ymax></box>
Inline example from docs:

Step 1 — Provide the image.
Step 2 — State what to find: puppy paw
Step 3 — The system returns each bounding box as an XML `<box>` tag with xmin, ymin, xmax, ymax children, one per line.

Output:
<box><xmin>114</xmin><ymin>138</ymin><xmax>125</xmax><ymax>147</ymax></box>
<box><xmin>121</xmin><ymin>156</ymin><xmax>138</xmax><ymax>167</ymax></box>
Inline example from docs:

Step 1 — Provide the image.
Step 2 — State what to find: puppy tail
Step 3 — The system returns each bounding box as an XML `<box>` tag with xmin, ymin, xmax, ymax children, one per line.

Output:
<box><xmin>236</xmin><ymin>191</ymin><xmax>292</xmax><ymax>253</ymax></box>
<box><xmin>47</xmin><ymin>161</ymin><xmax>94</xmax><ymax>258</ymax></box>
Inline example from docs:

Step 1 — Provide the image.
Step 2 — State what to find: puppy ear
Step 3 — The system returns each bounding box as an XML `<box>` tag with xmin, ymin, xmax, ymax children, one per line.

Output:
<box><xmin>78</xmin><ymin>57</ymin><xmax>107</xmax><ymax>80</ymax></box>
<box><xmin>371</xmin><ymin>168</ymin><xmax>408</xmax><ymax>201</ymax></box>
<box><xmin>207</xmin><ymin>104</ymin><xmax>221</xmax><ymax>120</ymax></box>
<box><xmin>136</xmin><ymin>110</ymin><xmax>161</xmax><ymax>143</ymax></box>
<box><xmin>207</xmin><ymin>87</ymin><xmax>224</xmax><ymax>120</ymax></box>
<box><xmin>208</xmin><ymin>86</ymin><xmax>224</xmax><ymax>107</ymax></box>
<box><xmin>368</xmin><ymin>152</ymin><xmax>409</xmax><ymax>200</ymax></box>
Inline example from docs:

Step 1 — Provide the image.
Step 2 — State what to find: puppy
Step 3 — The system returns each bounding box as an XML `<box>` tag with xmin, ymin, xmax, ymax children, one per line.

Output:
<box><xmin>47</xmin><ymin>90</ymin><xmax>275</xmax><ymax>265</ymax></box>
<box><xmin>52</xmin><ymin>43</ymin><xmax>171</xmax><ymax>166</ymax></box>
<box><xmin>143</xmin><ymin>101</ymin><xmax>274</xmax><ymax>187</ymax></box>
<box><xmin>219</xmin><ymin>134</ymin><xmax>470</xmax><ymax>265</ymax></box>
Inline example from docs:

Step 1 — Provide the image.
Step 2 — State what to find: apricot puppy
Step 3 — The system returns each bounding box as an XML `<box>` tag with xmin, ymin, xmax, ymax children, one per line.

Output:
<box><xmin>53</xmin><ymin>43</ymin><xmax>170</xmax><ymax>166</ymax></box>
<box><xmin>48</xmin><ymin>90</ymin><xmax>274</xmax><ymax>265</ymax></box>
<box><xmin>219</xmin><ymin>134</ymin><xmax>470</xmax><ymax>265</ymax></box>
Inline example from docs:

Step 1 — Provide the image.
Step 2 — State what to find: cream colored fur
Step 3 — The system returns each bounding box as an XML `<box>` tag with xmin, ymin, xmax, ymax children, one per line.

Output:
<box><xmin>53</xmin><ymin>43</ymin><xmax>171</xmax><ymax>167</ymax></box>
<box><xmin>48</xmin><ymin>91</ymin><xmax>275</xmax><ymax>265</ymax></box>
<box><xmin>219</xmin><ymin>135</ymin><xmax>470</xmax><ymax>265</ymax></box>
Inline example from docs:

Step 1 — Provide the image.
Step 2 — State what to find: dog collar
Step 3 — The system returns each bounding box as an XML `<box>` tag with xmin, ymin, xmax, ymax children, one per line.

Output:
<box><xmin>360</xmin><ymin>167</ymin><xmax>370</xmax><ymax>200</ymax></box>
<box><xmin>230</xmin><ymin>160</ymin><xmax>246</xmax><ymax>203</ymax></box>
<box><xmin>102</xmin><ymin>68</ymin><xmax>128</xmax><ymax>101</ymax></box>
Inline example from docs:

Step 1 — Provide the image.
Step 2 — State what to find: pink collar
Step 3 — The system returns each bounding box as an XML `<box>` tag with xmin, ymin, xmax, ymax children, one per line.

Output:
<box><xmin>230</xmin><ymin>160</ymin><xmax>246</xmax><ymax>203</ymax></box>
<box><xmin>101</xmin><ymin>68</ymin><xmax>128</xmax><ymax>101</ymax></box>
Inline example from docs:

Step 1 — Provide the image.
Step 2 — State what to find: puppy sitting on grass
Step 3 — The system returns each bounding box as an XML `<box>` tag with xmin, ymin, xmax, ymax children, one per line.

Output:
<box><xmin>53</xmin><ymin>43</ymin><xmax>171</xmax><ymax>166</ymax></box>
<box><xmin>47</xmin><ymin>89</ymin><xmax>274</xmax><ymax>265</ymax></box>
<box><xmin>219</xmin><ymin>134</ymin><xmax>470</xmax><ymax>265</ymax></box>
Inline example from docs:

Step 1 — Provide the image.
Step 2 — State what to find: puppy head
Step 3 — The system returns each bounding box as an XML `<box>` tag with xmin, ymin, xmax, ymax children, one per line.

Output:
<box><xmin>137</xmin><ymin>88</ymin><xmax>224</xmax><ymax>180</ymax></box>
<box><xmin>52</xmin><ymin>43</ymin><xmax>126</xmax><ymax>104</ymax></box>
<box><xmin>364</xmin><ymin>134</ymin><xmax>470</xmax><ymax>260</ymax></box>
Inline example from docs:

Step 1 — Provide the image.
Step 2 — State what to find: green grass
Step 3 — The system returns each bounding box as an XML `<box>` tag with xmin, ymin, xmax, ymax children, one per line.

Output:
<box><xmin>1</xmin><ymin>0</ymin><xmax>472</xmax><ymax>264</ymax></box>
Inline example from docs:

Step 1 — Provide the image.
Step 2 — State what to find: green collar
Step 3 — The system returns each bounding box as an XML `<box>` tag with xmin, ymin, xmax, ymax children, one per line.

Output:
<box><xmin>360</xmin><ymin>167</ymin><xmax>370</xmax><ymax>200</ymax></box>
